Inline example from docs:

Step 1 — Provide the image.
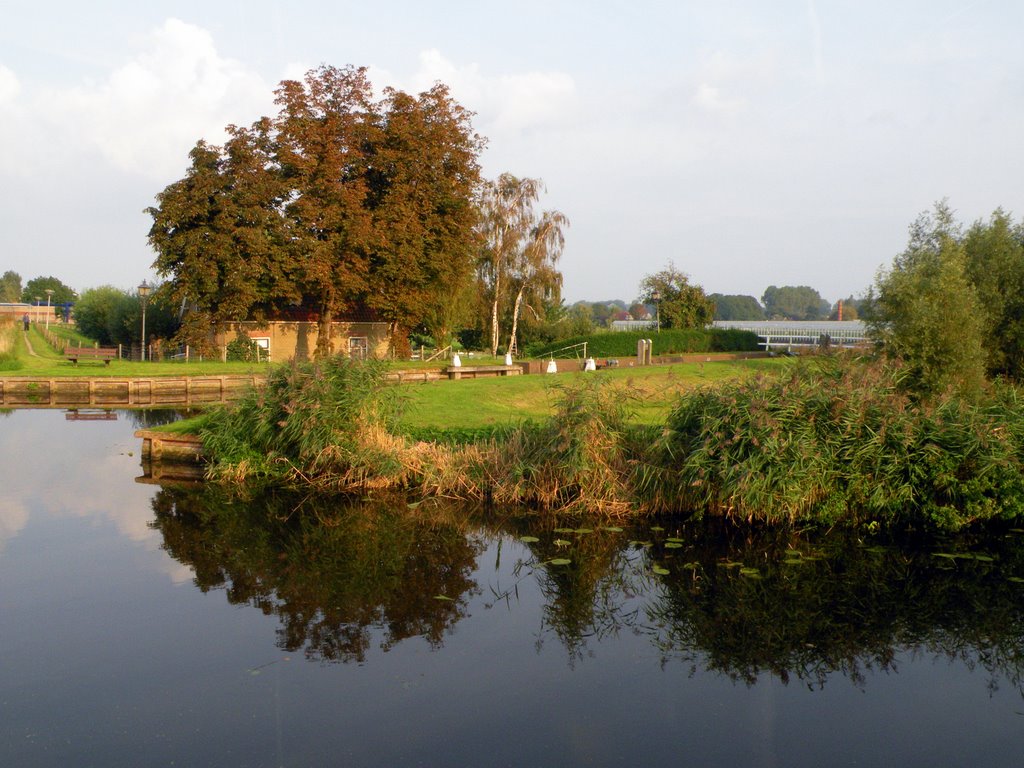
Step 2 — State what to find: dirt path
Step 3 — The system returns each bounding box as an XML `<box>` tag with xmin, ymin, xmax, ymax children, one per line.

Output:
<box><xmin>23</xmin><ymin>328</ymin><xmax>39</xmax><ymax>357</ymax></box>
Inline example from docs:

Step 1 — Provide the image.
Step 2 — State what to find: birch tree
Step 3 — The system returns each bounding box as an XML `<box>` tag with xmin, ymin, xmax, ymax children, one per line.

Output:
<box><xmin>477</xmin><ymin>174</ymin><xmax>567</xmax><ymax>356</ymax></box>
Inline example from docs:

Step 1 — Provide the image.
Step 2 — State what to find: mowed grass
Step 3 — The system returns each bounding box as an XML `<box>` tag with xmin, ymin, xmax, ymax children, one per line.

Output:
<box><xmin>8</xmin><ymin>326</ymin><xmax>274</xmax><ymax>378</ymax></box>
<box><xmin>396</xmin><ymin>357</ymin><xmax>791</xmax><ymax>432</ymax></box>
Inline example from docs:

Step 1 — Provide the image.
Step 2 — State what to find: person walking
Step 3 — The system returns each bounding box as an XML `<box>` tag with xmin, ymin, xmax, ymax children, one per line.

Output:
<box><xmin>23</xmin><ymin>312</ymin><xmax>29</xmax><ymax>331</ymax></box>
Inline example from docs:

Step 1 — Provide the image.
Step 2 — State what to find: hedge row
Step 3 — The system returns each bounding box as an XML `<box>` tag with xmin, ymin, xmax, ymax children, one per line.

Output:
<box><xmin>525</xmin><ymin>328</ymin><xmax>760</xmax><ymax>359</ymax></box>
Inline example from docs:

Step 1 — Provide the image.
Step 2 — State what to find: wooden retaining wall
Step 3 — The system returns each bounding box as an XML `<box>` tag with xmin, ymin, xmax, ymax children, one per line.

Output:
<box><xmin>0</xmin><ymin>375</ymin><xmax>266</xmax><ymax>409</ymax></box>
<box><xmin>136</xmin><ymin>429</ymin><xmax>206</xmax><ymax>483</ymax></box>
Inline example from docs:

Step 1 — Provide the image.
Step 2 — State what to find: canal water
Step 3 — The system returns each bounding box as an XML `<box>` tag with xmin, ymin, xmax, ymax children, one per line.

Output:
<box><xmin>3</xmin><ymin>408</ymin><xmax>1024</xmax><ymax>767</ymax></box>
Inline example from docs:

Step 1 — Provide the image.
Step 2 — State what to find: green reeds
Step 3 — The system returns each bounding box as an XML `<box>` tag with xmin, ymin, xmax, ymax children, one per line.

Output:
<box><xmin>200</xmin><ymin>357</ymin><xmax>406</xmax><ymax>491</ymax></box>
<box><xmin>658</xmin><ymin>357</ymin><xmax>1024</xmax><ymax>530</ymax></box>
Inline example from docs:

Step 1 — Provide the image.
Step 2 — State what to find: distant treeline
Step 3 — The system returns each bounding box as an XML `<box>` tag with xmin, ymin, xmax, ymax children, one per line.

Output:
<box><xmin>525</xmin><ymin>328</ymin><xmax>760</xmax><ymax>358</ymax></box>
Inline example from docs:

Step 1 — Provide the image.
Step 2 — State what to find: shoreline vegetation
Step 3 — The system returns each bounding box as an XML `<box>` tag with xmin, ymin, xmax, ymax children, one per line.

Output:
<box><xmin>192</xmin><ymin>354</ymin><xmax>1024</xmax><ymax>533</ymax></box>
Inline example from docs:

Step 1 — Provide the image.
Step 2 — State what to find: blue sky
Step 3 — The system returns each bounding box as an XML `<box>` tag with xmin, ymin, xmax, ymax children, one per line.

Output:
<box><xmin>2</xmin><ymin>1</ymin><xmax>1021</xmax><ymax>304</ymax></box>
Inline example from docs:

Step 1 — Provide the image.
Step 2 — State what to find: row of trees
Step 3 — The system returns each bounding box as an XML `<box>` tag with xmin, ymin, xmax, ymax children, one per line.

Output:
<box><xmin>867</xmin><ymin>201</ymin><xmax>1024</xmax><ymax>395</ymax></box>
<box><xmin>148</xmin><ymin>65</ymin><xmax>567</xmax><ymax>358</ymax></box>
<box><xmin>0</xmin><ymin>272</ymin><xmax>77</xmax><ymax>306</ymax></box>
<box><xmin>710</xmin><ymin>287</ymin><xmax>864</xmax><ymax>321</ymax></box>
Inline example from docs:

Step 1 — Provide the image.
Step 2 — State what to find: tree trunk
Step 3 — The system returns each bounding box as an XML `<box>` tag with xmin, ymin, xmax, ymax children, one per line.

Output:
<box><xmin>507</xmin><ymin>284</ymin><xmax>526</xmax><ymax>356</ymax></box>
<box><xmin>316</xmin><ymin>304</ymin><xmax>333</xmax><ymax>359</ymax></box>
<box><xmin>490</xmin><ymin>272</ymin><xmax>501</xmax><ymax>356</ymax></box>
<box><xmin>390</xmin><ymin>321</ymin><xmax>411</xmax><ymax>359</ymax></box>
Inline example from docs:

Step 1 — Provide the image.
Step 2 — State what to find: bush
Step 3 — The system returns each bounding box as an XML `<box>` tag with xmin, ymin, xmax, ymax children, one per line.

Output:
<box><xmin>225</xmin><ymin>334</ymin><xmax>261</xmax><ymax>362</ymax></box>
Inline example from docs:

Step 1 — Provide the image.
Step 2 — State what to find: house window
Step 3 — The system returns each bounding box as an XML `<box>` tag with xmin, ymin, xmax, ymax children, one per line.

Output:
<box><xmin>349</xmin><ymin>336</ymin><xmax>368</xmax><ymax>360</ymax></box>
<box><xmin>252</xmin><ymin>337</ymin><xmax>271</xmax><ymax>362</ymax></box>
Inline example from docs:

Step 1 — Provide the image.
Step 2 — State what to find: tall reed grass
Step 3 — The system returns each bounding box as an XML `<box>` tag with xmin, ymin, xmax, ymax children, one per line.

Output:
<box><xmin>199</xmin><ymin>357</ymin><xmax>406</xmax><ymax>492</ymax></box>
<box><xmin>0</xmin><ymin>319</ymin><xmax>22</xmax><ymax>371</ymax></box>
<box><xmin>658</xmin><ymin>357</ymin><xmax>1024</xmax><ymax>530</ymax></box>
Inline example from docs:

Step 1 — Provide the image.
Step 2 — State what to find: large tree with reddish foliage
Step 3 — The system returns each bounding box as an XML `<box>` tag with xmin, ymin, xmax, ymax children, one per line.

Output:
<box><xmin>148</xmin><ymin>65</ymin><xmax>483</xmax><ymax>358</ymax></box>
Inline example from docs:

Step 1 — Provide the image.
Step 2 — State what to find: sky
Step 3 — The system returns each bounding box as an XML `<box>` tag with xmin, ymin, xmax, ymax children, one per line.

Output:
<box><xmin>2</xmin><ymin>0</ymin><xmax>1022</xmax><ymax>305</ymax></box>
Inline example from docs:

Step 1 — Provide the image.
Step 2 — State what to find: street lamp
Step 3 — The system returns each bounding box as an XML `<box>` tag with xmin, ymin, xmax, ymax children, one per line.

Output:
<box><xmin>34</xmin><ymin>296</ymin><xmax>41</xmax><ymax>325</ymax></box>
<box><xmin>44</xmin><ymin>289</ymin><xmax>54</xmax><ymax>329</ymax></box>
<box><xmin>138</xmin><ymin>281</ymin><xmax>151</xmax><ymax>361</ymax></box>
<box><xmin>651</xmin><ymin>289</ymin><xmax>661</xmax><ymax>333</ymax></box>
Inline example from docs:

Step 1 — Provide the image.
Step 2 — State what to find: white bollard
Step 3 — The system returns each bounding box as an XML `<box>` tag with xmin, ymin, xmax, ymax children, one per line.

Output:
<box><xmin>584</xmin><ymin>357</ymin><xmax>596</xmax><ymax>372</ymax></box>
<box><xmin>452</xmin><ymin>353</ymin><xmax>462</xmax><ymax>367</ymax></box>
<box><xmin>504</xmin><ymin>352</ymin><xmax>513</xmax><ymax>366</ymax></box>
<box><xmin>546</xmin><ymin>359</ymin><xmax>558</xmax><ymax>374</ymax></box>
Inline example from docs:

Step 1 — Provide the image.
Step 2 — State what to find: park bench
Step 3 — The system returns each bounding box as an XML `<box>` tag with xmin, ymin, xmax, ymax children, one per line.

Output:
<box><xmin>65</xmin><ymin>346</ymin><xmax>118</xmax><ymax>366</ymax></box>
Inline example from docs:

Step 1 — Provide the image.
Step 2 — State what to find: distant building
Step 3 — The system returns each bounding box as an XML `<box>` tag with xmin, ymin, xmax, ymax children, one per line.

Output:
<box><xmin>211</xmin><ymin>306</ymin><xmax>389</xmax><ymax>361</ymax></box>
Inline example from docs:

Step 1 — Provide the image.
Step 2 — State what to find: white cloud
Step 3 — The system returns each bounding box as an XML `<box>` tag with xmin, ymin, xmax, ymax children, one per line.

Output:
<box><xmin>1</xmin><ymin>18</ymin><xmax>273</xmax><ymax>181</ymax></box>
<box><xmin>692</xmin><ymin>82</ymin><xmax>745</xmax><ymax>114</ymax></box>
<box><xmin>0</xmin><ymin>64</ymin><xmax>20</xmax><ymax>103</ymax></box>
<box><xmin>374</xmin><ymin>49</ymin><xmax>576</xmax><ymax>139</ymax></box>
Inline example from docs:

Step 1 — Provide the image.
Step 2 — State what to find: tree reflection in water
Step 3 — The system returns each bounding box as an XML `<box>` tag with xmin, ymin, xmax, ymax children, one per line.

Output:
<box><xmin>150</xmin><ymin>488</ymin><xmax>484</xmax><ymax>662</ymax></box>
<box><xmin>149</xmin><ymin>488</ymin><xmax>1024</xmax><ymax>695</ymax></box>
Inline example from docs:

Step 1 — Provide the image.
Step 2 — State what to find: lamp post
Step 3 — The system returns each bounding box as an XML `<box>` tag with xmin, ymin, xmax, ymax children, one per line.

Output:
<box><xmin>138</xmin><ymin>281</ymin><xmax>151</xmax><ymax>361</ymax></box>
<box><xmin>651</xmin><ymin>289</ymin><xmax>661</xmax><ymax>333</ymax></box>
<box><xmin>34</xmin><ymin>296</ymin><xmax>41</xmax><ymax>325</ymax></box>
<box><xmin>44</xmin><ymin>289</ymin><xmax>54</xmax><ymax>329</ymax></box>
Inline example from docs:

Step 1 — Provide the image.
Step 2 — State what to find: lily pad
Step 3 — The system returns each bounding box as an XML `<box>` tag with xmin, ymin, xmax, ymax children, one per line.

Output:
<box><xmin>434</xmin><ymin>595</ymin><xmax>454</xmax><ymax>601</ymax></box>
<box><xmin>550</xmin><ymin>558</ymin><xmax>572</xmax><ymax>566</ymax></box>
<box><xmin>664</xmin><ymin>542</ymin><xmax>683</xmax><ymax>549</ymax></box>
<box><xmin>554</xmin><ymin>539</ymin><xmax>572</xmax><ymax>547</ymax></box>
<box><xmin>739</xmin><ymin>567</ymin><xmax>761</xmax><ymax>578</ymax></box>
<box><xmin>519</xmin><ymin>536</ymin><xmax>540</xmax><ymax>543</ymax></box>
<box><xmin>603</xmin><ymin>526</ymin><xmax>624</xmax><ymax>532</ymax></box>
<box><xmin>652</xmin><ymin>566</ymin><xmax>670</xmax><ymax>575</ymax></box>
<box><xmin>554</xmin><ymin>528</ymin><xmax>575</xmax><ymax>533</ymax></box>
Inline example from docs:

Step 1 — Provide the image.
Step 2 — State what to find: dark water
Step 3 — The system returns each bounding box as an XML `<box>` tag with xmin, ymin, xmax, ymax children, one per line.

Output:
<box><xmin>3</xmin><ymin>409</ymin><xmax>1024</xmax><ymax>767</ymax></box>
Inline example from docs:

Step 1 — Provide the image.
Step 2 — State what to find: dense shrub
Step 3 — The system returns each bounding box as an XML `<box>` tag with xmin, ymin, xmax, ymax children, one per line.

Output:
<box><xmin>658</xmin><ymin>358</ymin><xmax>1024</xmax><ymax>531</ymax></box>
<box><xmin>525</xmin><ymin>328</ymin><xmax>759</xmax><ymax>358</ymax></box>
<box><xmin>200</xmin><ymin>357</ymin><xmax>405</xmax><ymax>491</ymax></box>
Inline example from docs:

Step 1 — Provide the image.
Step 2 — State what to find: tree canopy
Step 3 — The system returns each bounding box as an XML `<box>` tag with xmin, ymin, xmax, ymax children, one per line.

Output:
<box><xmin>709</xmin><ymin>293</ymin><xmax>765</xmax><ymax>321</ymax></box>
<box><xmin>866</xmin><ymin>201</ymin><xmax>986</xmax><ymax>398</ymax></box>
<box><xmin>21</xmin><ymin>276</ymin><xmax>75</xmax><ymax>306</ymax></box>
<box><xmin>962</xmin><ymin>208</ymin><xmax>1024</xmax><ymax>378</ymax></box>
<box><xmin>0</xmin><ymin>271</ymin><xmax>22</xmax><ymax>303</ymax></box>
<box><xmin>148</xmin><ymin>65</ymin><xmax>484</xmax><ymax>357</ymax></box>
<box><xmin>637</xmin><ymin>264</ymin><xmax>714</xmax><ymax>329</ymax></box>
<box><xmin>761</xmin><ymin>285</ymin><xmax>830</xmax><ymax>320</ymax></box>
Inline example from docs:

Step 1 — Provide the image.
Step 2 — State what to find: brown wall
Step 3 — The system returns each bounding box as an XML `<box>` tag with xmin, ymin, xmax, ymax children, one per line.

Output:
<box><xmin>214</xmin><ymin>320</ymin><xmax>390</xmax><ymax>362</ymax></box>
<box><xmin>1</xmin><ymin>303</ymin><xmax>57</xmax><ymax>321</ymax></box>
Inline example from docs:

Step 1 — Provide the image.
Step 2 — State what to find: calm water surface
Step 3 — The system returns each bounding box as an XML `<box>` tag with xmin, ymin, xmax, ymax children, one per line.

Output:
<box><xmin>2</xmin><ymin>409</ymin><xmax>1024</xmax><ymax>767</ymax></box>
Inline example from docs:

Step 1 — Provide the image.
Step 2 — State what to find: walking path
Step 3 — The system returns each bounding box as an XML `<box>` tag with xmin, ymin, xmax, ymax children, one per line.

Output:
<box><xmin>23</xmin><ymin>328</ymin><xmax>39</xmax><ymax>357</ymax></box>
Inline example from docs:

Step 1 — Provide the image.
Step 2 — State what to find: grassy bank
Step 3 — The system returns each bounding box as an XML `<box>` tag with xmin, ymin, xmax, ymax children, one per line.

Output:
<box><xmin>188</xmin><ymin>353</ymin><xmax>1024</xmax><ymax>532</ymax></box>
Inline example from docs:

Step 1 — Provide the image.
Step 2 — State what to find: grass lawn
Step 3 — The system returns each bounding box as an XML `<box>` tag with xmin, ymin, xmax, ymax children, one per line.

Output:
<box><xmin>6</xmin><ymin>325</ymin><xmax>276</xmax><ymax>378</ymax></box>
<box><xmin>395</xmin><ymin>357</ymin><xmax>789</xmax><ymax>431</ymax></box>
